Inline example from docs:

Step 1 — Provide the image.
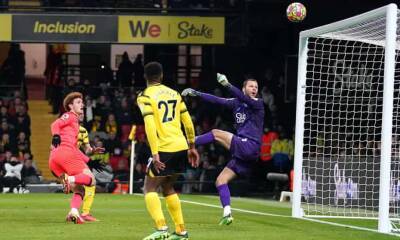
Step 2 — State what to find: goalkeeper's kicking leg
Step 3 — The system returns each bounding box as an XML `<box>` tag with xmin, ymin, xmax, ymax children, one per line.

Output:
<box><xmin>196</xmin><ymin>129</ymin><xmax>256</xmax><ymax>225</ymax></box>
<box><xmin>196</xmin><ymin>129</ymin><xmax>236</xmax><ymax>224</ymax></box>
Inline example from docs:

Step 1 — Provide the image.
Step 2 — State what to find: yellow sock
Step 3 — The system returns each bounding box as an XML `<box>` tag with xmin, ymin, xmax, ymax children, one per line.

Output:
<box><xmin>166</xmin><ymin>193</ymin><xmax>185</xmax><ymax>234</ymax></box>
<box><xmin>145</xmin><ymin>192</ymin><xmax>167</xmax><ymax>230</ymax></box>
<box><xmin>82</xmin><ymin>185</ymin><xmax>96</xmax><ymax>215</ymax></box>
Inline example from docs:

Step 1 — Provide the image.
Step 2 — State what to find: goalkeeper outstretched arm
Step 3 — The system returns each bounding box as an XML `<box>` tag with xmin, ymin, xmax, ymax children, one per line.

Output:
<box><xmin>181</xmin><ymin>88</ymin><xmax>235</xmax><ymax>109</ymax></box>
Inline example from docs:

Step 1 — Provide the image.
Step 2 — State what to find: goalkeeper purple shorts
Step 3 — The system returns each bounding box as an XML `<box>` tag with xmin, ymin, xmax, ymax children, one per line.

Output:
<box><xmin>226</xmin><ymin>135</ymin><xmax>259</xmax><ymax>177</ymax></box>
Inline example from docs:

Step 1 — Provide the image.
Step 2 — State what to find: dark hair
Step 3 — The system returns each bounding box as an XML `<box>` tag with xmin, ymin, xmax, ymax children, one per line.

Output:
<box><xmin>144</xmin><ymin>62</ymin><xmax>163</xmax><ymax>83</ymax></box>
<box><xmin>243</xmin><ymin>78</ymin><xmax>258</xmax><ymax>88</ymax></box>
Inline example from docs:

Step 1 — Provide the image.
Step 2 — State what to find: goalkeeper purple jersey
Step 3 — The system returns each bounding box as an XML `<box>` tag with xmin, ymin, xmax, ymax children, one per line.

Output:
<box><xmin>198</xmin><ymin>85</ymin><xmax>264</xmax><ymax>146</ymax></box>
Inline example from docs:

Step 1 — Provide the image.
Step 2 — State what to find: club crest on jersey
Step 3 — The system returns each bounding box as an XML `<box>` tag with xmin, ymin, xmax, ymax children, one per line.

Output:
<box><xmin>61</xmin><ymin>113</ymin><xmax>69</xmax><ymax>120</ymax></box>
<box><xmin>235</xmin><ymin>113</ymin><xmax>246</xmax><ymax>123</ymax></box>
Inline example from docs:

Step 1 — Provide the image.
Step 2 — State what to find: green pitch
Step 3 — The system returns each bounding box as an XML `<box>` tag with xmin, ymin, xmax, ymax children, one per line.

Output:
<box><xmin>0</xmin><ymin>194</ymin><xmax>396</xmax><ymax>240</ymax></box>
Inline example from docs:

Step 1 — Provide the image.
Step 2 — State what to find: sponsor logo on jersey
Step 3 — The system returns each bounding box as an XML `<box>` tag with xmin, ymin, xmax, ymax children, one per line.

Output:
<box><xmin>236</xmin><ymin>113</ymin><xmax>246</xmax><ymax>123</ymax></box>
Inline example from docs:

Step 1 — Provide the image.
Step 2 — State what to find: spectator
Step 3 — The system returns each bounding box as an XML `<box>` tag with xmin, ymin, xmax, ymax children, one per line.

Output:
<box><xmin>3</xmin><ymin>156</ymin><xmax>23</xmax><ymax>193</ymax></box>
<box><xmin>261</xmin><ymin>86</ymin><xmax>276</xmax><ymax>129</ymax></box>
<box><xmin>14</xmin><ymin>107</ymin><xmax>31</xmax><ymax>138</ymax></box>
<box><xmin>94</xmin><ymin>95</ymin><xmax>112</xmax><ymax>119</ymax></box>
<box><xmin>270</xmin><ymin>131</ymin><xmax>294</xmax><ymax>173</ymax></box>
<box><xmin>0</xmin><ymin>121</ymin><xmax>16</xmax><ymax>140</ymax></box>
<box><xmin>0</xmin><ymin>133</ymin><xmax>16</xmax><ymax>153</ymax></box>
<box><xmin>105</xmin><ymin>113</ymin><xmax>118</xmax><ymax>135</ymax></box>
<box><xmin>116</xmin><ymin>97</ymin><xmax>134</xmax><ymax>126</ymax></box>
<box><xmin>260</xmin><ymin>127</ymin><xmax>279</xmax><ymax>162</ymax></box>
<box><xmin>132</xmin><ymin>54</ymin><xmax>145</xmax><ymax>89</ymax></box>
<box><xmin>16</xmin><ymin>132</ymin><xmax>29</xmax><ymax>153</ymax></box>
<box><xmin>104</xmin><ymin>132</ymin><xmax>122</xmax><ymax>154</ymax></box>
<box><xmin>113</xmin><ymin>159</ymin><xmax>130</xmax><ymax>182</ymax></box>
<box><xmin>109</xmin><ymin>147</ymin><xmax>128</xmax><ymax>172</ymax></box>
<box><xmin>0</xmin><ymin>106</ymin><xmax>11</xmax><ymax>123</ymax></box>
<box><xmin>116</xmin><ymin>52</ymin><xmax>133</xmax><ymax>87</ymax></box>
<box><xmin>21</xmin><ymin>158</ymin><xmax>41</xmax><ymax>184</ymax></box>
<box><xmin>0</xmin><ymin>43</ymin><xmax>26</xmax><ymax>91</ymax></box>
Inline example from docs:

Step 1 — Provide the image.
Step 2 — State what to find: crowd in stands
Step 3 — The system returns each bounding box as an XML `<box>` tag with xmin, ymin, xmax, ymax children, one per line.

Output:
<box><xmin>0</xmin><ymin>91</ymin><xmax>41</xmax><ymax>193</ymax></box>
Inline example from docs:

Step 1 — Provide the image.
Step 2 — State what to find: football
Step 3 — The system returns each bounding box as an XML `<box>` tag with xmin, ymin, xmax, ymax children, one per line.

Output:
<box><xmin>286</xmin><ymin>2</ymin><xmax>307</xmax><ymax>22</ymax></box>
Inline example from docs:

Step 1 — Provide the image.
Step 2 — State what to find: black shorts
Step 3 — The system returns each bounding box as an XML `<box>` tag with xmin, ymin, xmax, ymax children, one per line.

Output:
<box><xmin>147</xmin><ymin>150</ymin><xmax>188</xmax><ymax>177</ymax></box>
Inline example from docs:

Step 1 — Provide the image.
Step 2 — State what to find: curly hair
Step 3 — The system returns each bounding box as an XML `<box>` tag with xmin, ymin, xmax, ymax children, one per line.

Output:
<box><xmin>63</xmin><ymin>92</ymin><xmax>83</xmax><ymax>111</ymax></box>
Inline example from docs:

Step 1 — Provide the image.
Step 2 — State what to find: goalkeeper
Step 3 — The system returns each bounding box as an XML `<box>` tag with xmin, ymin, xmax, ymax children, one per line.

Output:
<box><xmin>182</xmin><ymin>74</ymin><xmax>264</xmax><ymax>225</ymax></box>
<box><xmin>77</xmin><ymin>123</ymin><xmax>105</xmax><ymax>222</ymax></box>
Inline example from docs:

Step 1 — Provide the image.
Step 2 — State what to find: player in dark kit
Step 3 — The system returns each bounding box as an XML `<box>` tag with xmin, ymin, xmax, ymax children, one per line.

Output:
<box><xmin>182</xmin><ymin>73</ymin><xmax>264</xmax><ymax>225</ymax></box>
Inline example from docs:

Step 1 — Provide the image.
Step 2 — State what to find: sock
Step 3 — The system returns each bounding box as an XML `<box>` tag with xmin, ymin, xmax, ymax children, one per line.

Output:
<box><xmin>223</xmin><ymin>206</ymin><xmax>231</xmax><ymax>217</ymax></box>
<box><xmin>70</xmin><ymin>208</ymin><xmax>79</xmax><ymax>216</ymax></box>
<box><xmin>166</xmin><ymin>193</ymin><xmax>185</xmax><ymax>234</ymax></box>
<box><xmin>82</xmin><ymin>185</ymin><xmax>96</xmax><ymax>215</ymax></box>
<box><xmin>195</xmin><ymin>131</ymin><xmax>215</xmax><ymax>145</ymax></box>
<box><xmin>217</xmin><ymin>184</ymin><xmax>231</xmax><ymax>216</ymax></box>
<box><xmin>72</xmin><ymin>174</ymin><xmax>92</xmax><ymax>186</ymax></box>
<box><xmin>70</xmin><ymin>193</ymin><xmax>84</xmax><ymax>209</ymax></box>
<box><xmin>145</xmin><ymin>192</ymin><xmax>167</xmax><ymax>230</ymax></box>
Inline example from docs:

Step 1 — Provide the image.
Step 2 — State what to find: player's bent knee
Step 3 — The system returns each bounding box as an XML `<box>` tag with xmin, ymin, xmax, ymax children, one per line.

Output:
<box><xmin>215</xmin><ymin>177</ymin><xmax>227</xmax><ymax>187</ymax></box>
<box><xmin>211</xmin><ymin>129</ymin><xmax>222</xmax><ymax>137</ymax></box>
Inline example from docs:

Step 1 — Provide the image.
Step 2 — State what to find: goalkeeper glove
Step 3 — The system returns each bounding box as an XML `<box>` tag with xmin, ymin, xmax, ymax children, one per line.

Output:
<box><xmin>181</xmin><ymin>88</ymin><xmax>199</xmax><ymax>97</ymax></box>
<box><xmin>87</xmin><ymin>160</ymin><xmax>106</xmax><ymax>172</ymax></box>
<box><xmin>51</xmin><ymin>134</ymin><xmax>61</xmax><ymax>148</ymax></box>
<box><xmin>217</xmin><ymin>73</ymin><xmax>230</xmax><ymax>87</ymax></box>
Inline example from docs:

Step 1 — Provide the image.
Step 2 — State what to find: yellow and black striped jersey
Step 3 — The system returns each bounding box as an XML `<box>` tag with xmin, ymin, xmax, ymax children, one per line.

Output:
<box><xmin>137</xmin><ymin>83</ymin><xmax>195</xmax><ymax>154</ymax></box>
<box><xmin>77</xmin><ymin>126</ymin><xmax>89</xmax><ymax>148</ymax></box>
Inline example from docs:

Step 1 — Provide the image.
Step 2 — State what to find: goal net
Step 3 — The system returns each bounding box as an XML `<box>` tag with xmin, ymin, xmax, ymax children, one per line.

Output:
<box><xmin>292</xmin><ymin>3</ymin><xmax>400</xmax><ymax>233</ymax></box>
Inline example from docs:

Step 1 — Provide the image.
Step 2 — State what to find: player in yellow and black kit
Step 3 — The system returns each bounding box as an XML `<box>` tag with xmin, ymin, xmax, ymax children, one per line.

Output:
<box><xmin>77</xmin><ymin>124</ymin><xmax>104</xmax><ymax>222</ymax></box>
<box><xmin>137</xmin><ymin>62</ymin><xmax>199</xmax><ymax>240</ymax></box>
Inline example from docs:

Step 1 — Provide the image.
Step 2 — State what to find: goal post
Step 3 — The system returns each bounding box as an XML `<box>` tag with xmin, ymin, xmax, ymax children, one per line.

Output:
<box><xmin>292</xmin><ymin>3</ymin><xmax>399</xmax><ymax>234</ymax></box>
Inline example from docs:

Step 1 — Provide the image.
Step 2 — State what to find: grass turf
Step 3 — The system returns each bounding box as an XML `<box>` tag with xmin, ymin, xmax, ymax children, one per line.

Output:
<box><xmin>0</xmin><ymin>193</ymin><xmax>396</xmax><ymax>240</ymax></box>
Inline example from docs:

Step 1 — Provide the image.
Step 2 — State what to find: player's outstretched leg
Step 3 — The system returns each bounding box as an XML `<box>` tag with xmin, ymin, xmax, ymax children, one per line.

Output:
<box><xmin>216</xmin><ymin>167</ymin><xmax>237</xmax><ymax>225</ymax></box>
<box><xmin>195</xmin><ymin>131</ymin><xmax>215</xmax><ymax>145</ymax></box>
